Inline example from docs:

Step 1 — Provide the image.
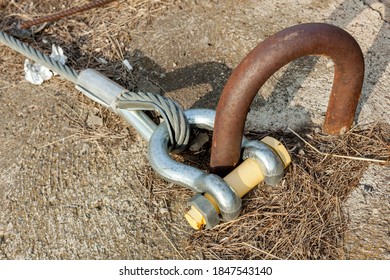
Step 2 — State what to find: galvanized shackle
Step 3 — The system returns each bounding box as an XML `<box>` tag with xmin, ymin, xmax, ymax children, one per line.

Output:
<box><xmin>210</xmin><ymin>23</ymin><xmax>365</xmax><ymax>175</ymax></box>
<box><xmin>148</xmin><ymin>109</ymin><xmax>242</xmax><ymax>227</ymax></box>
<box><xmin>148</xmin><ymin>109</ymin><xmax>291</xmax><ymax>229</ymax></box>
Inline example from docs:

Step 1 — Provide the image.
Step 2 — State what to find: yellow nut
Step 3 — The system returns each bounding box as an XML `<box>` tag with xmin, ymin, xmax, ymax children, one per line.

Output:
<box><xmin>261</xmin><ymin>136</ymin><xmax>291</xmax><ymax>168</ymax></box>
<box><xmin>184</xmin><ymin>206</ymin><xmax>205</xmax><ymax>230</ymax></box>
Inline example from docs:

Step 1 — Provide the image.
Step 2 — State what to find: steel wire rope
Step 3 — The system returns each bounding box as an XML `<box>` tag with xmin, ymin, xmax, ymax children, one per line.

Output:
<box><xmin>0</xmin><ymin>30</ymin><xmax>190</xmax><ymax>151</ymax></box>
<box><xmin>0</xmin><ymin>30</ymin><xmax>78</xmax><ymax>83</ymax></box>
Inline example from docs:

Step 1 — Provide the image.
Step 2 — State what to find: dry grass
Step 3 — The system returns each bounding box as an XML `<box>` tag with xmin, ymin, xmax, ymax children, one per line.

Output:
<box><xmin>0</xmin><ymin>0</ymin><xmax>176</xmax><ymax>141</ymax></box>
<box><xmin>0</xmin><ymin>0</ymin><xmax>176</xmax><ymax>84</ymax></box>
<box><xmin>185</xmin><ymin>123</ymin><xmax>389</xmax><ymax>259</ymax></box>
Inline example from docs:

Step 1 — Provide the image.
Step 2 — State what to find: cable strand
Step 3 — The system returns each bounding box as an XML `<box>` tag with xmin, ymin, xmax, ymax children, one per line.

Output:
<box><xmin>0</xmin><ymin>31</ymin><xmax>78</xmax><ymax>83</ymax></box>
<box><xmin>117</xmin><ymin>91</ymin><xmax>190</xmax><ymax>152</ymax></box>
<box><xmin>0</xmin><ymin>30</ymin><xmax>190</xmax><ymax>151</ymax></box>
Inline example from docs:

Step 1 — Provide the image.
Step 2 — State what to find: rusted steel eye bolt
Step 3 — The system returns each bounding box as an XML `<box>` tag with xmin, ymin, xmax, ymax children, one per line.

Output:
<box><xmin>149</xmin><ymin>23</ymin><xmax>364</xmax><ymax>230</ymax></box>
<box><xmin>210</xmin><ymin>23</ymin><xmax>365</xmax><ymax>176</ymax></box>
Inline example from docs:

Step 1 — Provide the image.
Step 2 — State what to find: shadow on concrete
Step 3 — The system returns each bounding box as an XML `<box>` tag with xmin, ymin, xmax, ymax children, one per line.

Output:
<box><xmin>130</xmin><ymin>50</ymin><xmax>232</xmax><ymax>110</ymax></box>
<box><xmin>123</xmin><ymin>1</ymin><xmax>389</xmax><ymax>131</ymax></box>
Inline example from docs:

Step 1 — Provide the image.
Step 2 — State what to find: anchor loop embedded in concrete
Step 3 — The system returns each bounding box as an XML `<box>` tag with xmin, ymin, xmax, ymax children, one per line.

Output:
<box><xmin>210</xmin><ymin>23</ymin><xmax>365</xmax><ymax>176</ymax></box>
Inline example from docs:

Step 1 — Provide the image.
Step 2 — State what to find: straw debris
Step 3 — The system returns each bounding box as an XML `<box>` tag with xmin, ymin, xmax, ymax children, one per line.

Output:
<box><xmin>185</xmin><ymin>123</ymin><xmax>389</xmax><ymax>259</ymax></box>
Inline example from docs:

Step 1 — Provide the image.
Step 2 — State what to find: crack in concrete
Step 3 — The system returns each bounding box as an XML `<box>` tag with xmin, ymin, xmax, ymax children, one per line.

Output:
<box><xmin>362</xmin><ymin>0</ymin><xmax>390</xmax><ymax>23</ymax></box>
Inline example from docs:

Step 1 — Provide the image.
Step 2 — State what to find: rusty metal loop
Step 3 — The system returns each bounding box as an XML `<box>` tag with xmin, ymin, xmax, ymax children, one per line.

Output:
<box><xmin>210</xmin><ymin>23</ymin><xmax>365</xmax><ymax>176</ymax></box>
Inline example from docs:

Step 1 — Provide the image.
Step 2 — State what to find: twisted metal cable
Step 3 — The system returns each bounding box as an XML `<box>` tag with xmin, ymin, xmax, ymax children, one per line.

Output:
<box><xmin>20</xmin><ymin>0</ymin><xmax>118</xmax><ymax>30</ymax></box>
<box><xmin>0</xmin><ymin>30</ymin><xmax>191</xmax><ymax>151</ymax></box>
<box><xmin>117</xmin><ymin>91</ymin><xmax>190</xmax><ymax>152</ymax></box>
<box><xmin>0</xmin><ymin>30</ymin><xmax>78</xmax><ymax>83</ymax></box>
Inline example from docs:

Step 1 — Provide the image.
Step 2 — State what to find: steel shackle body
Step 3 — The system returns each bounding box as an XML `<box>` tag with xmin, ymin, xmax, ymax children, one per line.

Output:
<box><xmin>147</xmin><ymin>109</ymin><xmax>289</xmax><ymax>228</ymax></box>
<box><xmin>210</xmin><ymin>23</ymin><xmax>365</xmax><ymax>175</ymax></box>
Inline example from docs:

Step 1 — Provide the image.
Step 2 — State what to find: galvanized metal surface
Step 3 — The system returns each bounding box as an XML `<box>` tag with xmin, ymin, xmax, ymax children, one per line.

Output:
<box><xmin>210</xmin><ymin>23</ymin><xmax>365</xmax><ymax>175</ymax></box>
<box><xmin>117</xmin><ymin>110</ymin><xmax>157</xmax><ymax>141</ymax></box>
<box><xmin>148</xmin><ymin>108</ymin><xmax>290</xmax><ymax>223</ymax></box>
<box><xmin>76</xmin><ymin>69</ymin><xmax>125</xmax><ymax>109</ymax></box>
<box><xmin>147</xmin><ymin>108</ymin><xmax>242</xmax><ymax>221</ymax></box>
<box><xmin>76</xmin><ymin>69</ymin><xmax>157</xmax><ymax>141</ymax></box>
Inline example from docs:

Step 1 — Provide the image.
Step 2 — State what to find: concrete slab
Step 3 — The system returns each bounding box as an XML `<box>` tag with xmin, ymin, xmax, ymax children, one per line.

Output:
<box><xmin>0</xmin><ymin>0</ymin><xmax>388</xmax><ymax>259</ymax></box>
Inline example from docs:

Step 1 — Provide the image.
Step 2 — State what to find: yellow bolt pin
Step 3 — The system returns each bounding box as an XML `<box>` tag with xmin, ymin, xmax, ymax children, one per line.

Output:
<box><xmin>184</xmin><ymin>137</ymin><xmax>291</xmax><ymax>230</ymax></box>
<box><xmin>184</xmin><ymin>206</ymin><xmax>205</xmax><ymax>230</ymax></box>
<box><xmin>260</xmin><ymin>136</ymin><xmax>291</xmax><ymax>168</ymax></box>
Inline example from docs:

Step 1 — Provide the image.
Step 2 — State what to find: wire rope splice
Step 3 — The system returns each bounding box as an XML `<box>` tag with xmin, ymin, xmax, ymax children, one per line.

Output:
<box><xmin>76</xmin><ymin>69</ymin><xmax>190</xmax><ymax>152</ymax></box>
<box><xmin>0</xmin><ymin>30</ymin><xmax>191</xmax><ymax>152</ymax></box>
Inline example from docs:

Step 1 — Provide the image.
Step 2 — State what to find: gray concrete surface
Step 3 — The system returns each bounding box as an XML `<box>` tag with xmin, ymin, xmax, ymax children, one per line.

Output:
<box><xmin>0</xmin><ymin>0</ymin><xmax>389</xmax><ymax>259</ymax></box>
